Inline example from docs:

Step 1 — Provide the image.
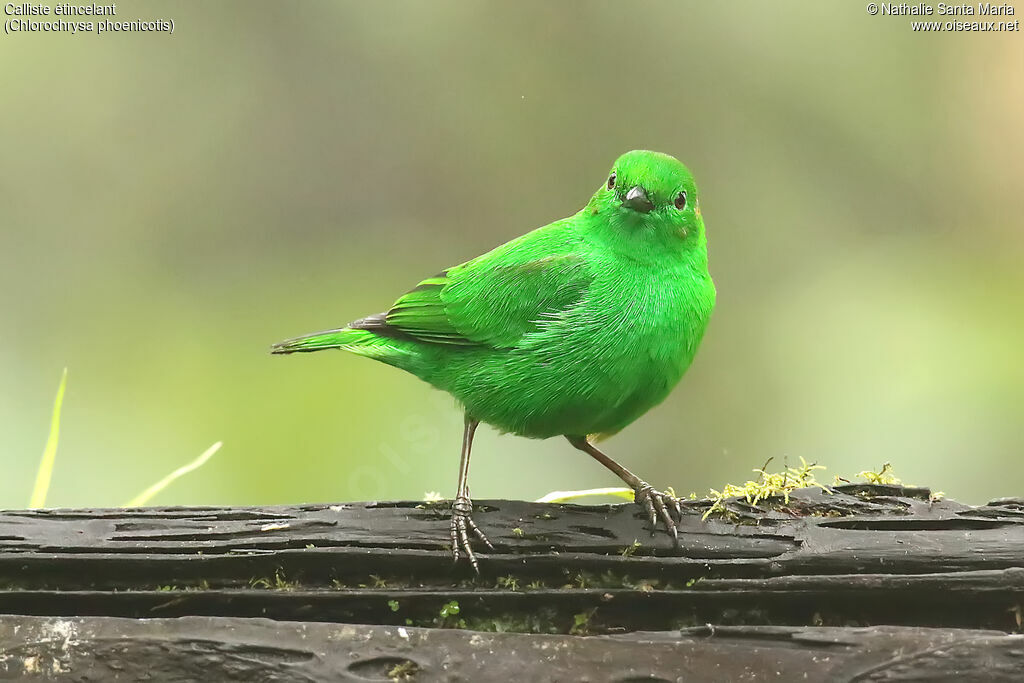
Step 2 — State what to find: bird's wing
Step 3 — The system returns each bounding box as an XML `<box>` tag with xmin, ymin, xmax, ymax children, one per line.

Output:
<box><xmin>363</xmin><ymin>236</ymin><xmax>593</xmax><ymax>349</ymax></box>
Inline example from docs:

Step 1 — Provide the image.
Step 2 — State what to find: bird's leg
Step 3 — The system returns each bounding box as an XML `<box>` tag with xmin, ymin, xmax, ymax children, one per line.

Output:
<box><xmin>450</xmin><ymin>415</ymin><xmax>493</xmax><ymax>573</ymax></box>
<box><xmin>566</xmin><ymin>436</ymin><xmax>683</xmax><ymax>545</ymax></box>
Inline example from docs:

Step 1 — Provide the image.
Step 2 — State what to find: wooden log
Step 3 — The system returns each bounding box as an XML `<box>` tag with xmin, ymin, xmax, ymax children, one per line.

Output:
<box><xmin>2</xmin><ymin>616</ymin><xmax>1024</xmax><ymax>682</ymax></box>
<box><xmin>1</xmin><ymin>485</ymin><xmax>1023</xmax><ymax>680</ymax></box>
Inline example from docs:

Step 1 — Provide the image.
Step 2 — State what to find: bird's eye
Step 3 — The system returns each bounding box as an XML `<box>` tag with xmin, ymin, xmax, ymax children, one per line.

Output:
<box><xmin>674</xmin><ymin>191</ymin><xmax>687</xmax><ymax>210</ymax></box>
<box><xmin>607</xmin><ymin>173</ymin><xmax>616</xmax><ymax>190</ymax></box>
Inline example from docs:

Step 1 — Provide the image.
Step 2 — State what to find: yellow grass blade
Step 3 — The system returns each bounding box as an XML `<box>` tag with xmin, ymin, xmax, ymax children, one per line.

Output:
<box><xmin>29</xmin><ymin>368</ymin><xmax>68</xmax><ymax>509</ymax></box>
<box><xmin>536</xmin><ymin>487</ymin><xmax>635</xmax><ymax>503</ymax></box>
<box><xmin>123</xmin><ymin>441</ymin><xmax>222</xmax><ymax>507</ymax></box>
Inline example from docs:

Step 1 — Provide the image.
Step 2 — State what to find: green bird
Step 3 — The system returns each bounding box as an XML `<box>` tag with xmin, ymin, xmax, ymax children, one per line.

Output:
<box><xmin>272</xmin><ymin>150</ymin><xmax>716</xmax><ymax>571</ymax></box>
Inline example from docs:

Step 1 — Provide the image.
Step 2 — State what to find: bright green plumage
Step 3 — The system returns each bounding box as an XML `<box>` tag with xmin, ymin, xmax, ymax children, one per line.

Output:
<box><xmin>273</xmin><ymin>150</ymin><xmax>715</xmax><ymax>440</ymax></box>
<box><xmin>275</xmin><ymin>150</ymin><xmax>716</xmax><ymax>569</ymax></box>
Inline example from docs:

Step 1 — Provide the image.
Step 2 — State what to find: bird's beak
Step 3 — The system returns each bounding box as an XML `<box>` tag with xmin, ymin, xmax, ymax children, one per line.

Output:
<box><xmin>623</xmin><ymin>186</ymin><xmax>654</xmax><ymax>213</ymax></box>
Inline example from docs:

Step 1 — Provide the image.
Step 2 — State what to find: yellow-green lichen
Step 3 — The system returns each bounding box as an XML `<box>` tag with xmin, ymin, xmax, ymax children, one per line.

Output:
<box><xmin>703</xmin><ymin>457</ymin><xmax>829</xmax><ymax>520</ymax></box>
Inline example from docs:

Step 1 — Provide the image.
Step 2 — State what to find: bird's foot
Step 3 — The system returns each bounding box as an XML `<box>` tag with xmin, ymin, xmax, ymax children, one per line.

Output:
<box><xmin>633</xmin><ymin>483</ymin><xmax>683</xmax><ymax>546</ymax></box>
<box><xmin>450</xmin><ymin>495</ymin><xmax>494</xmax><ymax>573</ymax></box>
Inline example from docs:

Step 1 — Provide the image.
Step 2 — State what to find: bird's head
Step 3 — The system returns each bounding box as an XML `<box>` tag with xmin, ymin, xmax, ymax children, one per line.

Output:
<box><xmin>585</xmin><ymin>150</ymin><xmax>705</xmax><ymax>255</ymax></box>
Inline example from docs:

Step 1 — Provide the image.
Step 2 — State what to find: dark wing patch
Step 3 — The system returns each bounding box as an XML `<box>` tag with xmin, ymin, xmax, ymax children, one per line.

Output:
<box><xmin>380</xmin><ymin>254</ymin><xmax>591</xmax><ymax>349</ymax></box>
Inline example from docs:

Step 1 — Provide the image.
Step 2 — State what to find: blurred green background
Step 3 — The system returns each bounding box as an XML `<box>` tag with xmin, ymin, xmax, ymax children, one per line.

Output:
<box><xmin>2</xmin><ymin>2</ymin><xmax>1022</xmax><ymax>509</ymax></box>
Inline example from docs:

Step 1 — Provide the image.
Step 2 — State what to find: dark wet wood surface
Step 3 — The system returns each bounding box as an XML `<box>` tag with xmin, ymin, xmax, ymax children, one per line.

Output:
<box><xmin>1</xmin><ymin>485</ymin><xmax>1022</xmax><ymax>680</ymax></box>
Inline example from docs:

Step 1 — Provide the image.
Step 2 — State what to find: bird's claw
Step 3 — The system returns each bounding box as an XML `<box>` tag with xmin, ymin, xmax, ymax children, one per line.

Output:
<box><xmin>450</xmin><ymin>495</ymin><xmax>493</xmax><ymax>574</ymax></box>
<box><xmin>634</xmin><ymin>483</ymin><xmax>683</xmax><ymax>546</ymax></box>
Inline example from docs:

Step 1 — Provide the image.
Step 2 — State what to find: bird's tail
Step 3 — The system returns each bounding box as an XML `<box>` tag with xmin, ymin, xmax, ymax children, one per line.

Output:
<box><xmin>271</xmin><ymin>326</ymin><xmax>420</xmax><ymax>373</ymax></box>
<box><xmin>271</xmin><ymin>327</ymin><xmax>360</xmax><ymax>354</ymax></box>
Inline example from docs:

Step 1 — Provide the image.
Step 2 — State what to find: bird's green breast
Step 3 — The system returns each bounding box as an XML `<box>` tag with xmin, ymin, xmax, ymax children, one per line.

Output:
<box><xmin>423</xmin><ymin>252</ymin><xmax>715</xmax><ymax>439</ymax></box>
